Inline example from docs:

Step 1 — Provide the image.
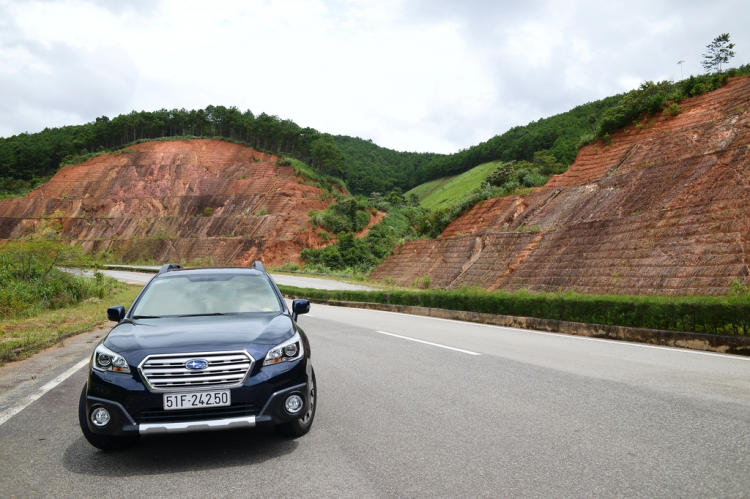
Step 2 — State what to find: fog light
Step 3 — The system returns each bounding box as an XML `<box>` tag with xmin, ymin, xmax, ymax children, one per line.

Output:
<box><xmin>285</xmin><ymin>395</ymin><xmax>303</xmax><ymax>414</ymax></box>
<box><xmin>91</xmin><ymin>407</ymin><xmax>111</xmax><ymax>427</ymax></box>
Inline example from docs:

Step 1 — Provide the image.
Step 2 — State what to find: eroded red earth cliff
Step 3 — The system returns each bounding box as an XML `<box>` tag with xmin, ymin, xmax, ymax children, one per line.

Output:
<box><xmin>0</xmin><ymin>139</ymin><xmax>330</xmax><ymax>266</ymax></box>
<box><xmin>371</xmin><ymin>76</ymin><xmax>750</xmax><ymax>295</ymax></box>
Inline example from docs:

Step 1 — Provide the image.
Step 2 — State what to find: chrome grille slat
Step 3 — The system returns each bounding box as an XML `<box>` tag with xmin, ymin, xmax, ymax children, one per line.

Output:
<box><xmin>149</xmin><ymin>373</ymin><xmax>246</xmax><ymax>383</ymax></box>
<box><xmin>143</xmin><ymin>365</ymin><xmax>250</xmax><ymax>375</ymax></box>
<box><xmin>143</xmin><ymin>354</ymin><xmax>249</xmax><ymax>365</ymax></box>
<box><xmin>139</xmin><ymin>350</ymin><xmax>254</xmax><ymax>392</ymax></box>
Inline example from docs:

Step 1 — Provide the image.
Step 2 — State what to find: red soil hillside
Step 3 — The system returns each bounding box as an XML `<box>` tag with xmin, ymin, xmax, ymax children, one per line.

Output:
<box><xmin>371</xmin><ymin>76</ymin><xmax>750</xmax><ymax>295</ymax></box>
<box><xmin>0</xmin><ymin>139</ymin><xmax>332</xmax><ymax>266</ymax></box>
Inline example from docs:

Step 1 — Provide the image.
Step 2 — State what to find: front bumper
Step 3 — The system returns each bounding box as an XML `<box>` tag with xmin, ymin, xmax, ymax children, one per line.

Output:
<box><xmin>85</xmin><ymin>359</ymin><xmax>312</xmax><ymax>436</ymax></box>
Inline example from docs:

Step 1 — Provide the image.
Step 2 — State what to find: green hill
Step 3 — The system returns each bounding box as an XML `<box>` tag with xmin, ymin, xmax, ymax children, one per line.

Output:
<box><xmin>407</xmin><ymin>160</ymin><xmax>502</xmax><ymax>210</ymax></box>
<box><xmin>332</xmin><ymin>135</ymin><xmax>442</xmax><ymax>195</ymax></box>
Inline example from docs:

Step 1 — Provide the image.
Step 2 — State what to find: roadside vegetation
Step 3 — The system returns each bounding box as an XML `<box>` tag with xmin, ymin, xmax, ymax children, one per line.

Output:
<box><xmin>0</xmin><ymin>239</ymin><xmax>131</xmax><ymax>362</ymax></box>
<box><xmin>279</xmin><ymin>285</ymin><xmax>750</xmax><ymax>336</ymax></box>
<box><xmin>0</xmin><ymin>240</ymin><xmax>122</xmax><ymax>319</ymax></box>
<box><xmin>0</xmin><ymin>284</ymin><xmax>141</xmax><ymax>362</ymax></box>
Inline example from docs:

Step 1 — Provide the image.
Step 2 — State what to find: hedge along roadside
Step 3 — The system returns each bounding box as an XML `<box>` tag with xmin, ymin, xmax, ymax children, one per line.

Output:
<box><xmin>277</xmin><ymin>285</ymin><xmax>750</xmax><ymax>336</ymax></box>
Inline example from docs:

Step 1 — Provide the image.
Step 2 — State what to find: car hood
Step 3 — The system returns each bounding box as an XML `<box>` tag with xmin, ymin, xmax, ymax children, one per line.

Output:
<box><xmin>104</xmin><ymin>313</ymin><xmax>295</xmax><ymax>361</ymax></box>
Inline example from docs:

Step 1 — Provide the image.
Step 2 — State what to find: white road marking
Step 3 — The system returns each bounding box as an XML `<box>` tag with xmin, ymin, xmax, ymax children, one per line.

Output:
<box><xmin>376</xmin><ymin>331</ymin><xmax>481</xmax><ymax>356</ymax></box>
<box><xmin>0</xmin><ymin>357</ymin><xmax>89</xmax><ymax>427</ymax></box>
<box><xmin>328</xmin><ymin>306</ymin><xmax>750</xmax><ymax>362</ymax></box>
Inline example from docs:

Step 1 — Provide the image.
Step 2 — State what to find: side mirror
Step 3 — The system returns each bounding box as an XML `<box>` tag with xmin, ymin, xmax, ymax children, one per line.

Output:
<box><xmin>107</xmin><ymin>306</ymin><xmax>126</xmax><ymax>322</ymax></box>
<box><xmin>291</xmin><ymin>299</ymin><xmax>310</xmax><ymax>322</ymax></box>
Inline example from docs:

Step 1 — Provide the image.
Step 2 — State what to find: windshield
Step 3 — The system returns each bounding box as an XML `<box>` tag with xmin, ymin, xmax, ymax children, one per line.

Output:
<box><xmin>132</xmin><ymin>274</ymin><xmax>282</xmax><ymax>318</ymax></box>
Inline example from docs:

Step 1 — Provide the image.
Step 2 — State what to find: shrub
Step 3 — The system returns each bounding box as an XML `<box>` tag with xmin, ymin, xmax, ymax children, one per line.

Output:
<box><xmin>277</xmin><ymin>261</ymin><xmax>301</xmax><ymax>272</ymax></box>
<box><xmin>577</xmin><ymin>132</ymin><xmax>596</xmax><ymax>149</ymax></box>
<box><xmin>315</xmin><ymin>198</ymin><xmax>371</xmax><ymax>234</ymax></box>
<box><xmin>663</xmin><ymin>102</ymin><xmax>681</xmax><ymax>117</ymax></box>
<box><xmin>729</xmin><ymin>279</ymin><xmax>749</xmax><ymax>297</ymax></box>
<box><xmin>0</xmin><ymin>176</ymin><xmax>51</xmax><ymax>200</ymax></box>
<box><xmin>412</xmin><ymin>275</ymin><xmax>432</xmax><ymax>289</ymax></box>
<box><xmin>203</xmin><ymin>207</ymin><xmax>213</xmax><ymax>217</ymax></box>
<box><xmin>487</xmin><ymin>162</ymin><xmax>514</xmax><ymax>187</ymax></box>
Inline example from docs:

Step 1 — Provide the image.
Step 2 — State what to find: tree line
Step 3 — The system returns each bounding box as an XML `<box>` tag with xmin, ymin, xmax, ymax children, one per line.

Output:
<box><xmin>0</xmin><ymin>106</ymin><xmax>346</xmax><ymax>181</ymax></box>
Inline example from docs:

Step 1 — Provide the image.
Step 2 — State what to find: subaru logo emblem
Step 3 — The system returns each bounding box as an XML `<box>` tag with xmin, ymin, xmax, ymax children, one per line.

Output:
<box><xmin>186</xmin><ymin>359</ymin><xmax>209</xmax><ymax>370</ymax></box>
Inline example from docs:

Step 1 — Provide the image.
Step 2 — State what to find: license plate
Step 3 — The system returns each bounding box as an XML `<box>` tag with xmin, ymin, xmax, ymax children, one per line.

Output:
<box><xmin>163</xmin><ymin>390</ymin><xmax>231</xmax><ymax>410</ymax></box>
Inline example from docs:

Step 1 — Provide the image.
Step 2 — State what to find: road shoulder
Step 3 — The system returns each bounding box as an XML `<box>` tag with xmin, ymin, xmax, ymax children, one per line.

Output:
<box><xmin>0</xmin><ymin>327</ymin><xmax>105</xmax><ymax>426</ymax></box>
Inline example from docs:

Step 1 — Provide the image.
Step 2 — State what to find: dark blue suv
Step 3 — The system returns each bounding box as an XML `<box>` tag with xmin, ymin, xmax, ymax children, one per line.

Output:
<box><xmin>79</xmin><ymin>263</ymin><xmax>315</xmax><ymax>450</ymax></box>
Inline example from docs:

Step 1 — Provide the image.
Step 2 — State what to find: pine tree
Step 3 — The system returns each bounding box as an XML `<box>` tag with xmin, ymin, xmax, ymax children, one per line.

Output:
<box><xmin>702</xmin><ymin>33</ymin><xmax>735</xmax><ymax>73</ymax></box>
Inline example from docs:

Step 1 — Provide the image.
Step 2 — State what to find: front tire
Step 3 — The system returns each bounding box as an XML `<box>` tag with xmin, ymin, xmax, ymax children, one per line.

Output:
<box><xmin>275</xmin><ymin>368</ymin><xmax>316</xmax><ymax>438</ymax></box>
<box><xmin>78</xmin><ymin>384</ymin><xmax>139</xmax><ymax>451</ymax></box>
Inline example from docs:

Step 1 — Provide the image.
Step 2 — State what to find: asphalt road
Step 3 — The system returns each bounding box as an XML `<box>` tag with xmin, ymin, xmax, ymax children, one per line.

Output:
<box><xmin>1</xmin><ymin>303</ymin><xmax>750</xmax><ymax>497</ymax></box>
<box><xmin>80</xmin><ymin>269</ymin><xmax>375</xmax><ymax>291</ymax></box>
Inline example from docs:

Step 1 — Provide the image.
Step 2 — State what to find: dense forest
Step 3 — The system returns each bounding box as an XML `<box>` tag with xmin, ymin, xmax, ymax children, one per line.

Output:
<box><xmin>332</xmin><ymin>136</ymin><xmax>442</xmax><ymax>195</ymax></box>
<box><xmin>0</xmin><ymin>106</ymin><xmax>347</xmax><ymax>181</ymax></box>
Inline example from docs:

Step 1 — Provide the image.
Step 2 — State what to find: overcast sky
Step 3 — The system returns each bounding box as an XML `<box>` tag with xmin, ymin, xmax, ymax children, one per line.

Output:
<box><xmin>1</xmin><ymin>0</ymin><xmax>747</xmax><ymax>154</ymax></box>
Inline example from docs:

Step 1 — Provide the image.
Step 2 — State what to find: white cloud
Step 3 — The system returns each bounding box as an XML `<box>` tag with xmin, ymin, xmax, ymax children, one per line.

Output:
<box><xmin>0</xmin><ymin>0</ymin><xmax>748</xmax><ymax>153</ymax></box>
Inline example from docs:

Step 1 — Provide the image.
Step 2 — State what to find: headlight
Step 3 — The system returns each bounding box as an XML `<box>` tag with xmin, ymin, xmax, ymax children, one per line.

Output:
<box><xmin>92</xmin><ymin>344</ymin><xmax>131</xmax><ymax>373</ymax></box>
<box><xmin>264</xmin><ymin>333</ymin><xmax>304</xmax><ymax>366</ymax></box>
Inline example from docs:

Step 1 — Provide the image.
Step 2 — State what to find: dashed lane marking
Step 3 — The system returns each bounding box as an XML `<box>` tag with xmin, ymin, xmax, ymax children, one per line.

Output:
<box><xmin>375</xmin><ymin>331</ymin><xmax>481</xmax><ymax>356</ymax></box>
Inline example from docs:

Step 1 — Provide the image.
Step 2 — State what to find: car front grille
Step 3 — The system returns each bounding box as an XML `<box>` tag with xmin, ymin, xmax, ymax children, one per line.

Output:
<box><xmin>134</xmin><ymin>401</ymin><xmax>260</xmax><ymax>424</ymax></box>
<box><xmin>139</xmin><ymin>351</ymin><xmax>254</xmax><ymax>391</ymax></box>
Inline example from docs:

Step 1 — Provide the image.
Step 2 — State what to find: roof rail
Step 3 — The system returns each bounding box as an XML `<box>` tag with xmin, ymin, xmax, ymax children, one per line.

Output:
<box><xmin>251</xmin><ymin>261</ymin><xmax>265</xmax><ymax>273</ymax></box>
<box><xmin>157</xmin><ymin>263</ymin><xmax>183</xmax><ymax>275</ymax></box>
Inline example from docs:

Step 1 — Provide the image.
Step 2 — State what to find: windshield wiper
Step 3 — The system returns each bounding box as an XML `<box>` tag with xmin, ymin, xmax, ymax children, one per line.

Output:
<box><xmin>176</xmin><ymin>313</ymin><xmax>229</xmax><ymax>317</ymax></box>
<box><xmin>133</xmin><ymin>315</ymin><xmax>161</xmax><ymax>319</ymax></box>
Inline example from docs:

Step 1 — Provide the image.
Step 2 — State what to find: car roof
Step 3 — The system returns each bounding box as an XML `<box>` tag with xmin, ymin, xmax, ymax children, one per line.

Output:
<box><xmin>156</xmin><ymin>267</ymin><xmax>266</xmax><ymax>276</ymax></box>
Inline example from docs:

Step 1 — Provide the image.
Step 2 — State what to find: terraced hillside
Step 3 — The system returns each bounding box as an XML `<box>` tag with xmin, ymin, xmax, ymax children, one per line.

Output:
<box><xmin>0</xmin><ymin>139</ymin><xmax>330</xmax><ymax>266</ymax></box>
<box><xmin>371</xmin><ymin>76</ymin><xmax>750</xmax><ymax>295</ymax></box>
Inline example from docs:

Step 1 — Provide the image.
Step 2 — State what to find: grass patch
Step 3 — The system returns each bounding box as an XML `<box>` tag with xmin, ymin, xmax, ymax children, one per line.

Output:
<box><xmin>0</xmin><ymin>284</ymin><xmax>141</xmax><ymax>362</ymax></box>
<box><xmin>405</xmin><ymin>176</ymin><xmax>453</xmax><ymax>204</ymax></box>
<box><xmin>409</xmin><ymin>160</ymin><xmax>504</xmax><ymax>210</ymax></box>
<box><xmin>279</xmin><ymin>285</ymin><xmax>750</xmax><ymax>336</ymax></box>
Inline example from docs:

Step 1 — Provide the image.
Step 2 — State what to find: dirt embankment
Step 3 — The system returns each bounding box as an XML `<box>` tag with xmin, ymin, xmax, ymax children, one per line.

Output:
<box><xmin>372</xmin><ymin>76</ymin><xmax>750</xmax><ymax>295</ymax></box>
<box><xmin>0</xmin><ymin>139</ymin><xmax>332</xmax><ymax>266</ymax></box>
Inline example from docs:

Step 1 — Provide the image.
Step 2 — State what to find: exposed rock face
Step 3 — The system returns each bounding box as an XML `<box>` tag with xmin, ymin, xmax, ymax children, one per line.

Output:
<box><xmin>0</xmin><ymin>139</ymin><xmax>330</xmax><ymax>266</ymax></box>
<box><xmin>372</xmin><ymin>76</ymin><xmax>750</xmax><ymax>295</ymax></box>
